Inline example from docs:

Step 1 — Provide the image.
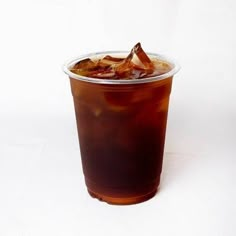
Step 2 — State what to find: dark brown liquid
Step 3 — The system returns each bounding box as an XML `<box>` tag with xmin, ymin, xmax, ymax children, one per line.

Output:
<box><xmin>70</xmin><ymin>77</ymin><xmax>172</xmax><ymax>204</ymax></box>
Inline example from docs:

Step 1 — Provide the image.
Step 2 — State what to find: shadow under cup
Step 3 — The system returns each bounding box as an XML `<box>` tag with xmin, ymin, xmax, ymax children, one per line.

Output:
<box><xmin>64</xmin><ymin>52</ymin><xmax>179</xmax><ymax>205</ymax></box>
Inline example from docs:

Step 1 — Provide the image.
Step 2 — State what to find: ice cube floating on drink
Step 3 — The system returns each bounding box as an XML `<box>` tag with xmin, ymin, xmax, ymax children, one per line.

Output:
<box><xmin>70</xmin><ymin>43</ymin><xmax>171</xmax><ymax>80</ymax></box>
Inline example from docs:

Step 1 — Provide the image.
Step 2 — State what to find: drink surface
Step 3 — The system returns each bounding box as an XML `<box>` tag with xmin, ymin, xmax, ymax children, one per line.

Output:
<box><xmin>70</xmin><ymin>43</ymin><xmax>171</xmax><ymax>80</ymax></box>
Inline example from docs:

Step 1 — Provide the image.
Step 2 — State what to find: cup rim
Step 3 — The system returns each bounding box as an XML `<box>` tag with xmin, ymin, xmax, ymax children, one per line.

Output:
<box><xmin>63</xmin><ymin>51</ymin><xmax>180</xmax><ymax>84</ymax></box>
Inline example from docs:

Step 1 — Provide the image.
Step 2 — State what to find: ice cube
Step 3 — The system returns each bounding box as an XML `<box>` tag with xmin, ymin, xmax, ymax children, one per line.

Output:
<box><xmin>70</xmin><ymin>43</ymin><xmax>170</xmax><ymax>80</ymax></box>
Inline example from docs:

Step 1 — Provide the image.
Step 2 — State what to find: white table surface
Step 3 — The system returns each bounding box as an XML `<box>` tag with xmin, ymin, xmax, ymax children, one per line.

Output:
<box><xmin>0</xmin><ymin>0</ymin><xmax>235</xmax><ymax>235</ymax></box>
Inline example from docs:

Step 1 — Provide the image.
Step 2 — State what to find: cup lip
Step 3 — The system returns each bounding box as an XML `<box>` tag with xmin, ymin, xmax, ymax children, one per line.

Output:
<box><xmin>63</xmin><ymin>51</ymin><xmax>180</xmax><ymax>84</ymax></box>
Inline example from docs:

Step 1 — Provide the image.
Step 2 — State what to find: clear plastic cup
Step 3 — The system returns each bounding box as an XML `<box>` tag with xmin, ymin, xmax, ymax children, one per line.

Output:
<box><xmin>64</xmin><ymin>51</ymin><xmax>179</xmax><ymax>205</ymax></box>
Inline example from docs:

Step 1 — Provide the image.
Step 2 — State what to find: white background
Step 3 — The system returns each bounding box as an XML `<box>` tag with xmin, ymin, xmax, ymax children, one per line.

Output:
<box><xmin>0</xmin><ymin>0</ymin><xmax>235</xmax><ymax>235</ymax></box>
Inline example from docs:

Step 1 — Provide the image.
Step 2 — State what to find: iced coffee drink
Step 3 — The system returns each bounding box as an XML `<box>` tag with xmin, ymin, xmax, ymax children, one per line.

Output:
<box><xmin>64</xmin><ymin>43</ymin><xmax>179</xmax><ymax>205</ymax></box>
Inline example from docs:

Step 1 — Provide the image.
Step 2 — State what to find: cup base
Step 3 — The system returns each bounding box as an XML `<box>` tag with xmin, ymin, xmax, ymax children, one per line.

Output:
<box><xmin>87</xmin><ymin>188</ymin><xmax>158</xmax><ymax>205</ymax></box>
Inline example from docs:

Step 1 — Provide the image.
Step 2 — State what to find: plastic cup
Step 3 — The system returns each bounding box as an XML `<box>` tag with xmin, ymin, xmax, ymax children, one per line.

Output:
<box><xmin>64</xmin><ymin>51</ymin><xmax>179</xmax><ymax>205</ymax></box>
